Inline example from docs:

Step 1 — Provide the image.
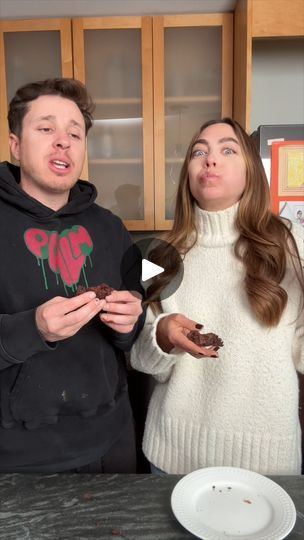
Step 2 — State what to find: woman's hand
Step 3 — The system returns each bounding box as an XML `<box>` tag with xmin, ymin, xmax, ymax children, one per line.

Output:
<box><xmin>156</xmin><ymin>313</ymin><xmax>219</xmax><ymax>358</ymax></box>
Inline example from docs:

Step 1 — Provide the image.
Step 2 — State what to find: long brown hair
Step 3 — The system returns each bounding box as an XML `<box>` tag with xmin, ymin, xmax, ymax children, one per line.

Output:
<box><xmin>148</xmin><ymin>118</ymin><xmax>304</xmax><ymax>326</ymax></box>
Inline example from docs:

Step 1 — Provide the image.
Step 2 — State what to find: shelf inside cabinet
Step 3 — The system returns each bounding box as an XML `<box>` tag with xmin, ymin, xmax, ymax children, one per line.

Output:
<box><xmin>165</xmin><ymin>95</ymin><xmax>220</xmax><ymax>104</ymax></box>
<box><xmin>166</xmin><ymin>158</ymin><xmax>184</xmax><ymax>164</ymax></box>
<box><xmin>164</xmin><ymin>95</ymin><xmax>222</xmax><ymax>119</ymax></box>
<box><xmin>93</xmin><ymin>97</ymin><xmax>141</xmax><ymax>105</ymax></box>
<box><xmin>89</xmin><ymin>158</ymin><xmax>143</xmax><ymax>165</ymax></box>
<box><xmin>92</xmin><ymin>95</ymin><xmax>221</xmax><ymax>105</ymax></box>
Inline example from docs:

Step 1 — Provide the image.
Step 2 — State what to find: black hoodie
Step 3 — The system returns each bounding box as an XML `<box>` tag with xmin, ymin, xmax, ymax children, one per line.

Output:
<box><xmin>0</xmin><ymin>162</ymin><xmax>145</xmax><ymax>472</ymax></box>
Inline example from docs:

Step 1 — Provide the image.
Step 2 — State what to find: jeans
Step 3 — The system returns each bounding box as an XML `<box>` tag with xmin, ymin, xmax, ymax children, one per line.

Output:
<box><xmin>150</xmin><ymin>462</ymin><xmax>167</xmax><ymax>476</ymax></box>
<box><xmin>71</xmin><ymin>419</ymin><xmax>137</xmax><ymax>473</ymax></box>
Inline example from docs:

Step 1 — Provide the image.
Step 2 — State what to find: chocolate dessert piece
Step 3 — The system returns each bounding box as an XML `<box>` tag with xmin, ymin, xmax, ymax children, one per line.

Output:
<box><xmin>187</xmin><ymin>329</ymin><xmax>224</xmax><ymax>350</ymax></box>
<box><xmin>76</xmin><ymin>283</ymin><xmax>114</xmax><ymax>300</ymax></box>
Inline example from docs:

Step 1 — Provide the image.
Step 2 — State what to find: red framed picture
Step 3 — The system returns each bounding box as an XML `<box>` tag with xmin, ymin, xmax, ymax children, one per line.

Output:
<box><xmin>270</xmin><ymin>140</ymin><xmax>304</xmax><ymax>215</ymax></box>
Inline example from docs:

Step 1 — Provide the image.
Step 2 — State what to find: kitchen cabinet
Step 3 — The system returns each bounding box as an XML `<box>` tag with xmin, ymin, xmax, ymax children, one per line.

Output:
<box><xmin>153</xmin><ymin>14</ymin><xmax>232</xmax><ymax>229</ymax></box>
<box><xmin>0</xmin><ymin>14</ymin><xmax>233</xmax><ymax>231</ymax></box>
<box><xmin>234</xmin><ymin>0</ymin><xmax>304</xmax><ymax>131</ymax></box>
<box><xmin>73</xmin><ymin>14</ymin><xmax>232</xmax><ymax>230</ymax></box>
<box><xmin>0</xmin><ymin>19</ymin><xmax>73</xmax><ymax>163</ymax></box>
<box><xmin>72</xmin><ymin>16</ymin><xmax>154</xmax><ymax>230</ymax></box>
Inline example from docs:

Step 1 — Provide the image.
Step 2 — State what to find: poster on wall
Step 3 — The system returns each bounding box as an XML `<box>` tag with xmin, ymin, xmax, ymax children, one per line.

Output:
<box><xmin>271</xmin><ymin>140</ymin><xmax>304</xmax><ymax>226</ymax></box>
<box><xmin>251</xmin><ymin>124</ymin><xmax>304</xmax><ymax>184</ymax></box>
<box><xmin>279</xmin><ymin>201</ymin><xmax>304</xmax><ymax>227</ymax></box>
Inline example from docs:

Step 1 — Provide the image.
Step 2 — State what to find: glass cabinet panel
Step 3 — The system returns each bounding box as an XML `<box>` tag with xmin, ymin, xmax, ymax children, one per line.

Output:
<box><xmin>0</xmin><ymin>20</ymin><xmax>73</xmax><ymax>162</ymax></box>
<box><xmin>153</xmin><ymin>14</ymin><xmax>233</xmax><ymax>229</ymax></box>
<box><xmin>164</xmin><ymin>26</ymin><xmax>222</xmax><ymax>219</ymax></box>
<box><xmin>84</xmin><ymin>28</ymin><xmax>145</xmax><ymax>221</ymax></box>
<box><xmin>4</xmin><ymin>32</ymin><xmax>61</xmax><ymax>101</ymax></box>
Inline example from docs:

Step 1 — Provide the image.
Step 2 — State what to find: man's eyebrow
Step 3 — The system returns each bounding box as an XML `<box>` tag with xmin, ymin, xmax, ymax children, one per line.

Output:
<box><xmin>70</xmin><ymin>119</ymin><xmax>84</xmax><ymax>130</ymax></box>
<box><xmin>34</xmin><ymin>115</ymin><xmax>84</xmax><ymax>130</ymax></box>
<box><xmin>34</xmin><ymin>115</ymin><xmax>55</xmax><ymax>122</ymax></box>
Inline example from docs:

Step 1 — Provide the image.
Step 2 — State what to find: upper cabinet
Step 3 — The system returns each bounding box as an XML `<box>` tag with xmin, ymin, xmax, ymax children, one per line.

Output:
<box><xmin>0</xmin><ymin>14</ymin><xmax>233</xmax><ymax>231</ymax></box>
<box><xmin>72</xmin><ymin>17</ymin><xmax>154</xmax><ymax>231</ymax></box>
<box><xmin>153</xmin><ymin>14</ymin><xmax>233</xmax><ymax>229</ymax></box>
<box><xmin>0</xmin><ymin>19</ymin><xmax>73</xmax><ymax>163</ymax></box>
<box><xmin>73</xmin><ymin>14</ymin><xmax>232</xmax><ymax>230</ymax></box>
<box><xmin>234</xmin><ymin>0</ymin><xmax>304</xmax><ymax>131</ymax></box>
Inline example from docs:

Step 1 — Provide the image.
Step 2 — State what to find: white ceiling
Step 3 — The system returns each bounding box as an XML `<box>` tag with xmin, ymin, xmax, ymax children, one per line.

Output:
<box><xmin>0</xmin><ymin>0</ymin><xmax>237</xmax><ymax>19</ymax></box>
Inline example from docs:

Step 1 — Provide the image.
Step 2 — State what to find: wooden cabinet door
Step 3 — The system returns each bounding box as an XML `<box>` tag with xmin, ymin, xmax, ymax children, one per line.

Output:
<box><xmin>0</xmin><ymin>19</ymin><xmax>73</xmax><ymax>162</ymax></box>
<box><xmin>72</xmin><ymin>17</ymin><xmax>154</xmax><ymax>231</ymax></box>
<box><xmin>153</xmin><ymin>14</ymin><xmax>233</xmax><ymax>230</ymax></box>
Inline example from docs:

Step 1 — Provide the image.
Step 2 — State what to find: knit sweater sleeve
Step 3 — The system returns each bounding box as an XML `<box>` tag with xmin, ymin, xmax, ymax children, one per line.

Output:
<box><xmin>130</xmin><ymin>307</ymin><xmax>180</xmax><ymax>382</ymax></box>
<box><xmin>292</xmin><ymin>222</ymin><xmax>304</xmax><ymax>373</ymax></box>
<box><xmin>293</xmin><ymin>314</ymin><xmax>304</xmax><ymax>373</ymax></box>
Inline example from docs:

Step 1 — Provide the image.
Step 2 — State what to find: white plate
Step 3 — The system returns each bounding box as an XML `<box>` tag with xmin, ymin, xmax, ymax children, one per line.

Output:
<box><xmin>171</xmin><ymin>467</ymin><xmax>296</xmax><ymax>540</ymax></box>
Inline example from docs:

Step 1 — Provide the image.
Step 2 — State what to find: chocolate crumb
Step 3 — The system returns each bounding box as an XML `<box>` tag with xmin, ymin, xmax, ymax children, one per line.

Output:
<box><xmin>243</xmin><ymin>499</ymin><xmax>252</xmax><ymax>504</ymax></box>
<box><xmin>76</xmin><ymin>283</ymin><xmax>114</xmax><ymax>300</ymax></box>
<box><xmin>187</xmin><ymin>330</ymin><xmax>224</xmax><ymax>349</ymax></box>
<box><xmin>111</xmin><ymin>528</ymin><xmax>125</xmax><ymax>537</ymax></box>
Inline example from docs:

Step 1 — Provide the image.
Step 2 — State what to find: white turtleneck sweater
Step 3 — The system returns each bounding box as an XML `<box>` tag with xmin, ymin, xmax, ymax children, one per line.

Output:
<box><xmin>131</xmin><ymin>203</ymin><xmax>304</xmax><ymax>475</ymax></box>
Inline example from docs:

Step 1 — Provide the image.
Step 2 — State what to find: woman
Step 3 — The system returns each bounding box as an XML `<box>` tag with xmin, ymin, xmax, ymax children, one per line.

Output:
<box><xmin>130</xmin><ymin>118</ymin><xmax>304</xmax><ymax>475</ymax></box>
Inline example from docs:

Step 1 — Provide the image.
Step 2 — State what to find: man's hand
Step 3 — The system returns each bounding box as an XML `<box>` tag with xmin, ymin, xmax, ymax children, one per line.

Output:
<box><xmin>36</xmin><ymin>292</ymin><xmax>105</xmax><ymax>342</ymax></box>
<box><xmin>156</xmin><ymin>313</ymin><xmax>219</xmax><ymax>358</ymax></box>
<box><xmin>99</xmin><ymin>290</ymin><xmax>143</xmax><ymax>334</ymax></box>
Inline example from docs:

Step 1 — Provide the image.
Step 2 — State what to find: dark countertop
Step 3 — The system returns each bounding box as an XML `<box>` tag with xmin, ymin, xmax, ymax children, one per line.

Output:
<box><xmin>0</xmin><ymin>473</ymin><xmax>303</xmax><ymax>539</ymax></box>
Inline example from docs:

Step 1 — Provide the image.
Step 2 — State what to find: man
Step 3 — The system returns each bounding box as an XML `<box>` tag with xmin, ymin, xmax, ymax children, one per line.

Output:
<box><xmin>0</xmin><ymin>78</ymin><xmax>144</xmax><ymax>472</ymax></box>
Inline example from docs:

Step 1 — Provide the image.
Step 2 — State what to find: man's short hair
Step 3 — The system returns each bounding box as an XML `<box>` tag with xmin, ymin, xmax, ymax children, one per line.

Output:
<box><xmin>8</xmin><ymin>78</ymin><xmax>94</xmax><ymax>137</ymax></box>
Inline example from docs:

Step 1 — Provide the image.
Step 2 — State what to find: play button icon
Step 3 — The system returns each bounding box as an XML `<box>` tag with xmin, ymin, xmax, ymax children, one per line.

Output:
<box><xmin>141</xmin><ymin>259</ymin><xmax>164</xmax><ymax>282</ymax></box>
<box><xmin>120</xmin><ymin>236</ymin><xmax>184</xmax><ymax>302</ymax></box>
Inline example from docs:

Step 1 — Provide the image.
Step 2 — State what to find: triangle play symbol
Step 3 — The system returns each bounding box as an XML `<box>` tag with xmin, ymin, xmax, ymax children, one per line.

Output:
<box><xmin>141</xmin><ymin>259</ymin><xmax>164</xmax><ymax>282</ymax></box>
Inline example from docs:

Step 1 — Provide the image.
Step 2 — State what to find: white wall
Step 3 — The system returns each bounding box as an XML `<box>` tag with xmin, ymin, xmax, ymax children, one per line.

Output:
<box><xmin>251</xmin><ymin>38</ymin><xmax>304</xmax><ymax>131</ymax></box>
